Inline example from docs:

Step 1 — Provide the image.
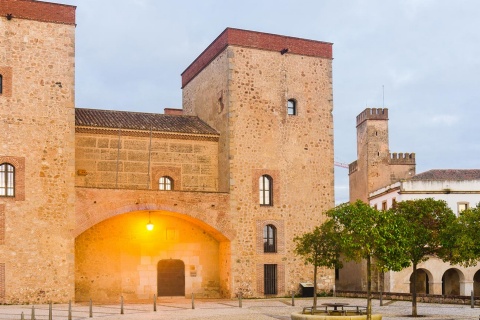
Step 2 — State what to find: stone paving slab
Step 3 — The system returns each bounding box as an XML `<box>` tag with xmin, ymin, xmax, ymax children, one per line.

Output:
<box><xmin>0</xmin><ymin>297</ymin><xmax>478</xmax><ymax>320</ymax></box>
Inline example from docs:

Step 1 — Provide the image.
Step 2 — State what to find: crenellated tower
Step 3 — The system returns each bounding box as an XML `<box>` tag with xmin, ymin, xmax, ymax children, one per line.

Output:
<box><xmin>349</xmin><ymin>108</ymin><xmax>416</xmax><ymax>203</ymax></box>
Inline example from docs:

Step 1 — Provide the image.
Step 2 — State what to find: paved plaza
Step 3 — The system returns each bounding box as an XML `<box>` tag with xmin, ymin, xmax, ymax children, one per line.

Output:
<box><xmin>0</xmin><ymin>297</ymin><xmax>478</xmax><ymax>320</ymax></box>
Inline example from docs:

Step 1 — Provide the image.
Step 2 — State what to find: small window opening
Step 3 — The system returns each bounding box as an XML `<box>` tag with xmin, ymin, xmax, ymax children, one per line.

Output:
<box><xmin>259</xmin><ymin>175</ymin><xmax>273</xmax><ymax>206</ymax></box>
<box><xmin>0</xmin><ymin>163</ymin><xmax>14</xmax><ymax>197</ymax></box>
<box><xmin>159</xmin><ymin>176</ymin><xmax>173</xmax><ymax>190</ymax></box>
<box><xmin>0</xmin><ymin>74</ymin><xmax>3</xmax><ymax>94</ymax></box>
<box><xmin>263</xmin><ymin>224</ymin><xmax>277</xmax><ymax>253</ymax></box>
<box><xmin>287</xmin><ymin>99</ymin><xmax>297</xmax><ymax>115</ymax></box>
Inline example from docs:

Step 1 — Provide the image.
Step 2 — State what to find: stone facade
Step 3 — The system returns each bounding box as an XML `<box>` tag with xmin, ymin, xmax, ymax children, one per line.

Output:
<box><xmin>0</xmin><ymin>1</ymin><xmax>76</xmax><ymax>303</ymax></box>
<box><xmin>0</xmin><ymin>2</ymin><xmax>335</xmax><ymax>303</ymax></box>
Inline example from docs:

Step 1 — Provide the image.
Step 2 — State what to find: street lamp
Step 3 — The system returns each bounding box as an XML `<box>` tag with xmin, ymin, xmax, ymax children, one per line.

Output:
<box><xmin>146</xmin><ymin>211</ymin><xmax>154</xmax><ymax>231</ymax></box>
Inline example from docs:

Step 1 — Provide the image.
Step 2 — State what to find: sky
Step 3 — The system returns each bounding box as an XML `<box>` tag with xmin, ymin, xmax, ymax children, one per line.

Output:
<box><xmin>51</xmin><ymin>0</ymin><xmax>480</xmax><ymax>204</ymax></box>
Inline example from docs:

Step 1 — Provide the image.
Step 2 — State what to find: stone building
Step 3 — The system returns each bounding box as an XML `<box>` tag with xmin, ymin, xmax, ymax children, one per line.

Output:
<box><xmin>342</xmin><ymin>108</ymin><xmax>480</xmax><ymax>296</ymax></box>
<box><xmin>0</xmin><ymin>0</ymin><xmax>335</xmax><ymax>303</ymax></box>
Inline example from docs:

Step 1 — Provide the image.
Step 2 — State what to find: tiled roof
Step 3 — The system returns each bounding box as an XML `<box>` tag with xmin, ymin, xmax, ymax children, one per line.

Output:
<box><xmin>75</xmin><ymin>108</ymin><xmax>218</xmax><ymax>136</ymax></box>
<box><xmin>411</xmin><ymin>169</ymin><xmax>480</xmax><ymax>181</ymax></box>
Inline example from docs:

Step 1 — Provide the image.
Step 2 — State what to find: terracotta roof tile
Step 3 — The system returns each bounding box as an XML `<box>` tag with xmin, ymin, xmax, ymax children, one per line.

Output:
<box><xmin>75</xmin><ymin>108</ymin><xmax>218</xmax><ymax>136</ymax></box>
<box><xmin>411</xmin><ymin>169</ymin><xmax>480</xmax><ymax>181</ymax></box>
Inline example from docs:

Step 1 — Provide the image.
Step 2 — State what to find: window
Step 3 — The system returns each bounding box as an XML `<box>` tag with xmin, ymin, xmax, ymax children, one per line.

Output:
<box><xmin>159</xmin><ymin>176</ymin><xmax>173</xmax><ymax>190</ymax></box>
<box><xmin>382</xmin><ymin>201</ymin><xmax>387</xmax><ymax>211</ymax></box>
<box><xmin>287</xmin><ymin>99</ymin><xmax>296</xmax><ymax>115</ymax></box>
<box><xmin>392</xmin><ymin>198</ymin><xmax>397</xmax><ymax>208</ymax></box>
<box><xmin>263</xmin><ymin>224</ymin><xmax>277</xmax><ymax>253</ymax></box>
<box><xmin>264</xmin><ymin>264</ymin><xmax>277</xmax><ymax>294</ymax></box>
<box><xmin>0</xmin><ymin>163</ymin><xmax>14</xmax><ymax>197</ymax></box>
<box><xmin>259</xmin><ymin>175</ymin><xmax>273</xmax><ymax>206</ymax></box>
<box><xmin>458</xmin><ymin>202</ymin><xmax>469</xmax><ymax>214</ymax></box>
<box><xmin>0</xmin><ymin>74</ymin><xmax>3</xmax><ymax>94</ymax></box>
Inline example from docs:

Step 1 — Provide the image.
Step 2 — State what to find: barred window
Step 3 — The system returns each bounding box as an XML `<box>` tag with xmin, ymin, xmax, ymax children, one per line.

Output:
<box><xmin>159</xmin><ymin>176</ymin><xmax>173</xmax><ymax>190</ymax></box>
<box><xmin>259</xmin><ymin>175</ymin><xmax>273</xmax><ymax>206</ymax></box>
<box><xmin>263</xmin><ymin>224</ymin><xmax>277</xmax><ymax>253</ymax></box>
<box><xmin>0</xmin><ymin>163</ymin><xmax>14</xmax><ymax>197</ymax></box>
<box><xmin>264</xmin><ymin>264</ymin><xmax>277</xmax><ymax>294</ymax></box>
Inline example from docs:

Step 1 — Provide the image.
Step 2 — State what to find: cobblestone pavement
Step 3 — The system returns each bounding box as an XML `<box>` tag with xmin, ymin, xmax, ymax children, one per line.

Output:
<box><xmin>0</xmin><ymin>297</ymin><xmax>478</xmax><ymax>320</ymax></box>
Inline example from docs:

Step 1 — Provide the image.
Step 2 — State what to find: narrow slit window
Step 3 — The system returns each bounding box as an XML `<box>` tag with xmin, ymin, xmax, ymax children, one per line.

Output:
<box><xmin>287</xmin><ymin>99</ymin><xmax>296</xmax><ymax>115</ymax></box>
<box><xmin>0</xmin><ymin>74</ymin><xmax>3</xmax><ymax>94</ymax></box>
<box><xmin>159</xmin><ymin>176</ymin><xmax>173</xmax><ymax>190</ymax></box>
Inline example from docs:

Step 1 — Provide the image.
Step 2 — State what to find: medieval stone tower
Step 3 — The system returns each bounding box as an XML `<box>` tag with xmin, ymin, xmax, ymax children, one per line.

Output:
<box><xmin>182</xmin><ymin>28</ymin><xmax>335</xmax><ymax>296</ymax></box>
<box><xmin>349</xmin><ymin>108</ymin><xmax>416</xmax><ymax>203</ymax></box>
<box><xmin>0</xmin><ymin>1</ymin><xmax>76</xmax><ymax>302</ymax></box>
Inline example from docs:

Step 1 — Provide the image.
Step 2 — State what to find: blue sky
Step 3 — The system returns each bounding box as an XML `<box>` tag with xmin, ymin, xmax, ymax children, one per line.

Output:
<box><xmin>53</xmin><ymin>0</ymin><xmax>480</xmax><ymax>204</ymax></box>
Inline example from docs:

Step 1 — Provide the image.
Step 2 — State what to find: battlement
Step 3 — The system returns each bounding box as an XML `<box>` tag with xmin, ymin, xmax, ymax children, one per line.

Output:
<box><xmin>389</xmin><ymin>152</ymin><xmax>416</xmax><ymax>165</ymax></box>
<box><xmin>0</xmin><ymin>0</ymin><xmax>76</xmax><ymax>25</ymax></box>
<box><xmin>356</xmin><ymin>108</ymin><xmax>388</xmax><ymax>127</ymax></box>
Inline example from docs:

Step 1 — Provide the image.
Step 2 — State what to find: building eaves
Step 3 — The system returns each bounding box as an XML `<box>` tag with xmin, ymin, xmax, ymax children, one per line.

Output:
<box><xmin>411</xmin><ymin>169</ymin><xmax>480</xmax><ymax>181</ymax></box>
<box><xmin>75</xmin><ymin>108</ymin><xmax>219</xmax><ymax>136</ymax></box>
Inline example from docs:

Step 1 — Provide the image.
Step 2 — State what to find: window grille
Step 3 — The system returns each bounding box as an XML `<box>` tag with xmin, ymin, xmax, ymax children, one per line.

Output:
<box><xmin>264</xmin><ymin>264</ymin><xmax>277</xmax><ymax>294</ymax></box>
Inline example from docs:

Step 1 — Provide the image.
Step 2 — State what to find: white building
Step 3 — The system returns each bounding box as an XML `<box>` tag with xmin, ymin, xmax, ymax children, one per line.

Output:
<box><xmin>369</xmin><ymin>169</ymin><xmax>480</xmax><ymax>296</ymax></box>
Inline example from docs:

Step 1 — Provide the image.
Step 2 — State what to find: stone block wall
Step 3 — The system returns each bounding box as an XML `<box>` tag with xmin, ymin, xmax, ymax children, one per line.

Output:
<box><xmin>75</xmin><ymin>132</ymin><xmax>219</xmax><ymax>192</ymax></box>
<box><xmin>0</xmin><ymin>4</ymin><xmax>76</xmax><ymax>303</ymax></box>
<box><xmin>183</xmin><ymin>30</ymin><xmax>335</xmax><ymax>297</ymax></box>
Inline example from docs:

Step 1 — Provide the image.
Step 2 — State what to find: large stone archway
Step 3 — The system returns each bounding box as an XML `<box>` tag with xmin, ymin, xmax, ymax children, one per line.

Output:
<box><xmin>410</xmin><ymin>268</ymin><xmax>432</xmax><ymax>294</ymax></box>
<box><xmin>442</xmin><ymin>268</ymin><xmax>464</xmax><ymax>296</ymax></box>
<box><xmin>474</xmin><ymin>270</ymin><xmax>480</xmax><ymax>297</ymax></box>
<box><xmin>74</xmin><ymin>188</ymin><xmax>232</xmax><ymax>302</ymax></box>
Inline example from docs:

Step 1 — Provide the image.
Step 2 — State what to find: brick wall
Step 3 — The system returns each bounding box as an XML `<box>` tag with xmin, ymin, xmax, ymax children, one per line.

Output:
<box><xmin>0</xmin><ymin>0</ymin><xmax>75</xmax><ymax>25</ymax></box>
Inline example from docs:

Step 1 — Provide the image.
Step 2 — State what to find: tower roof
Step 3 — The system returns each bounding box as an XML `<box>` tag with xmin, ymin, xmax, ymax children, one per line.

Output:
<box><xmin>0</xmin><ymin>0</ymin><xmax>76</xmax><ymax>25</ymax></box>
<box><xmin>181</xmin><ymin>27</ymin><xmax>333</xmax><ymax>88</ymax></box>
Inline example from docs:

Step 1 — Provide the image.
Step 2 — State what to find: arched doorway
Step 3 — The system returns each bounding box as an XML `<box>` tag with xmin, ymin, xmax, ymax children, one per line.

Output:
<box><xmin>410</xmin><ymin>269</ymin><xmax>430</xmax><ymax>294</ymax></box>
<box><xmin>157</xmin><ymin>259</ymin><xmax>185</xmax><ymax>296</ymax></box>
<box><xmin>474</xmin><ymin>270</ymin><xmax>480</xmax><ymax>297</ymax></box>
<box><xmin>442</xmin><ymin>268</ymin><xmax>460</xmax><ymax>295</ymax></box>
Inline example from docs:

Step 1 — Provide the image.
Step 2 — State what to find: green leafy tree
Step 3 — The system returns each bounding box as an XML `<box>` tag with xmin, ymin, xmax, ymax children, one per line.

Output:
<box><xmin>440</xmin><ymin>204</ymin><xmax>480</xmax><ymax>267</ymax></box>
<box><xmin>390</xmin><ymin>198</ymin><xmax>456</xmax><ymax>317</ymax></box>
<box><xmin>293</xmin><ymin>220</ymin><xmax>342</xmax><ymax>309</ymax></box>
<box><xmin>326</xmin><ymin>201</ymin><xmax>410</xmax><ymax>320</ymax></box>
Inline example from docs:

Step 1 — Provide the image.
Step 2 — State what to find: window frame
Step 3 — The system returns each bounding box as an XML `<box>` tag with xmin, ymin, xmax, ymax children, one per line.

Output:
<box><xmin>287</xmin><ymin>99</ymin><xmax>297</xmax><ymax>115</ymax></box>
<box><xmin>259</xmin><ymin>175</ymin><xmax>273</xmax><ymax>206</ymax></box>
<box><xmin>263</xmin><ymin>224</ymin><xmax>277</xmax><ymax>253</ymax></box>
<box><xmin>457</xmin><ymin>202</ymin><xmax>469</xmax><ymax>214</ymax></box>
<box><xmin>159</xmin><ymin>176</ymin><xmax>173</xmax><ymax>191</ymax></box>
<box><xmin>264</xmin><ymin>264</ymin><xmax>277</xmax><ymax>295</ymax></box>
<box><xmin>0</xmin><ymin>163</ymin><xmax>15</xmax><ymax>197</ymax></box>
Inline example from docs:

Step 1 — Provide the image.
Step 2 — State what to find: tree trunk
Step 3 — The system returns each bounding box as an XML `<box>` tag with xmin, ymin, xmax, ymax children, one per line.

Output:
<box><xmin>366</xmin><ymin>255</ymin><xmax>372</xmax><ymax>320</ymax></box>
<box><xmin>412</xmin><ymin>263</ymin><xmax>417</xmax><ymax>317</ymax></box>
<box><xmin>313</xmin><ymin>264</ymin><xmax>318</xmax><ymax>309</ymax></box>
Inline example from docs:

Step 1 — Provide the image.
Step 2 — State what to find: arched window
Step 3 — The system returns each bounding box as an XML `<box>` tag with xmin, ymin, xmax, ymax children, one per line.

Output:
<box><xmin>159</xmin><ymin>176</ymin><xmax>173</xmax><ymax>190</ymax></box>
<box><xmin>259</xmin><ymin>175</ymin><xmax>273</xmax><ymax>206</ymax></box>
<box><xmin>287</xmin><ymin>99</ymin><xmax>297</xmax><ymax>115</ymax></box>
<box><xmin>263</xmin><ymin>224</ymin><xmax>277</xmax><ymax>253</ymax></box>
<box><xmin>0</xmin><ymin>163</ymin><xmax>14</xmax><ymax>197</ymax></box>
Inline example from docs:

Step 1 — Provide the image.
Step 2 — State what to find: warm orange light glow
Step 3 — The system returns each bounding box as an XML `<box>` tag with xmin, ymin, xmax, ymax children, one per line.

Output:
<box><xmin>146</xmin><ymin>221</ymin><xmax>154</xmax><ymax>231</ymax></box>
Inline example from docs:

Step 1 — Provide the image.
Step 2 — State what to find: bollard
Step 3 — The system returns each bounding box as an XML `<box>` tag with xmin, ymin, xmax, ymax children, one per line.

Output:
<box><xmin>89</xmin><ymin>299</ymin><xmax>93</xmax><ymax>317</ymax></box>
<box><xmin>291</xmin><ymin>291</ymin><xmax>295</xmax><ymax>306</ymax></box>
<box><xmin>333</xmin><ymin>284</ymin><xmax>336</xmax><ymax>297</ymax></box>
<box><xmin>30</xmin><ymin>306</ymin><xmax>35</xmax><ymax>320</ymax></box>
<box><xmin>121</xmin><ymin>296</ymin><xmax>124</xmax><ymax>315</ymax></box>
<box><xmin>48</xmin><ymin>302</ymin><xmax>52</xmax><ymax>320</ymax></box>
<box><xmin>191</xmin><ymin>293</ymin><xmax>195</xmax><ymax>309</ymax></box>
<box><xmin>380</xmin><ymin>291</ymin><xmax>383</xmax><ymax>306</ymax></box>
<box><xmin>153</xmin><ymin>294</ymin><xmax>157</xmax><ymax>312</ymax></box>
<box><xmin>238</xmin><ymin>292</ymin><xmax>242</xmax><ymax>308</ymax></box>
<box><xmin>471</xmin><ymin>290</ymin><xmax>474</xmax><ymax>309</ymax></box>
<box><xmin>68</xmin><ymin>300</ymin><xmax>72</xmax><ymax>320</ymax></box>
<box><xmin>20</xmin><ymin>311</ymin><xmax>24</xmax><ymax>320</ymax></box>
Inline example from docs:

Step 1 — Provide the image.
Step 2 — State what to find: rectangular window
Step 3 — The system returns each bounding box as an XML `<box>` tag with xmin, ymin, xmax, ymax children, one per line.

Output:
<box><xmin>264</xmin><ymin>264</ymin><xmax>277</xmax><ymax>294</ymax></box>
<box><xmin>392</xmin><ymin>198</ymin><xmax>397</xmax><ymax>208</ymax></box>
<box><xmin>382</xmin><ymin>201</ymin><xmax>387</xmax><ymax>211</ymax></box>
<box><xmin>458</xmin><ymin>202</ymin><xmax>469</xmax><ymax>214</ymax></box>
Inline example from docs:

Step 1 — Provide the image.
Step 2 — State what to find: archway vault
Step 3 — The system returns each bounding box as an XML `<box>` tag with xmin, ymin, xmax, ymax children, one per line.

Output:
<box><xmin>75</xmin><ymin>187</ymin><xmax>232</xmax><ymax>241</ymax></box>
<box><xmin>74</xmin><ymin>188</ymin><xmax>233</xmax><ymax>302</ymax></box>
